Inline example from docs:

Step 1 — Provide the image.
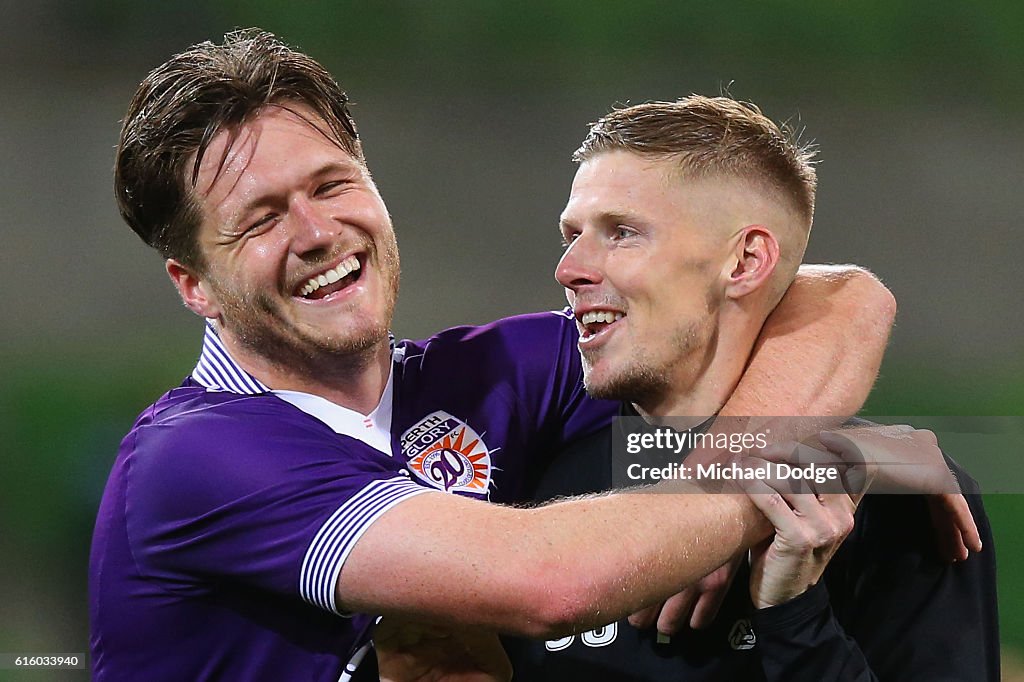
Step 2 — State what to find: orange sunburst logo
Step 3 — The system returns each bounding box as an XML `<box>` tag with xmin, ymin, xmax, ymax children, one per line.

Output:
<box><xmin>403</xmin><ymin>411</ymin><xmax>492</xmax><ymax>495</ymax></box>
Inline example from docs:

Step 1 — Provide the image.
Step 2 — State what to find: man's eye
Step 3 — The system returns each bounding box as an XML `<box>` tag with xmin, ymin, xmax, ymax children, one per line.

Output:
<box><xmin>247</xmin><ymin>213</ymin><xmax>277</xmax><ymax>232</ymax></box>
<box><xmin>613</xmin><ymin>226</ymin><xmax>634</xmax><ymax>240</ymax></box>
<box><xmin>316</xmin><ymin>180</ymin><xmax>346</xmax><ymax>196</ymax></box>
<box><xmin>560</xmin><ymin>232</ymin><xmax>579</xmax><ymax>248</ymax></box>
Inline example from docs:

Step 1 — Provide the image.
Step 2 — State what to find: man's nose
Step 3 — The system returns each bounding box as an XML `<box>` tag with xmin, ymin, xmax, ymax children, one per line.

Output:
<box><xmin>287</xmin><ymin>197</ymin><xmax>338</xmax><ymax>255</ymax></box>
<box><xmin>555</xmin><ymin>233</ymin><xmax>603</xmax><ymax>291</ymax></box>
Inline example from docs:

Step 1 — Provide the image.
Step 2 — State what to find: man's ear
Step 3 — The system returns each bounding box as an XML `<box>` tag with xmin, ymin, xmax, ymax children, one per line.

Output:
<box><xmin>724</xmin><ymin>225</ymin><xmax>780</xmax><ymax>300</ymax></box>
<box><xmin>166</xmin><ymin>259</ymin><xmax>221</xmax><ymax>319</ymax></box>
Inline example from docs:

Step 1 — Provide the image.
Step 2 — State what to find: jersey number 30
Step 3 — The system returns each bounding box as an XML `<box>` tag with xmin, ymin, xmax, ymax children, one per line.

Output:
<box><xmin>545</xmin><ymin>623</ymin><xmax>618</xmax><ymax>651</ymax></box>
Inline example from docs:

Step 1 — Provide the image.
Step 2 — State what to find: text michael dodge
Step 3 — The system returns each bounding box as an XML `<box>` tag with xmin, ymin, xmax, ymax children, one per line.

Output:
<box><xmin>626</xmin><ymin>461</ymin><xmax>840</xmax><ymax>484</ymax></box>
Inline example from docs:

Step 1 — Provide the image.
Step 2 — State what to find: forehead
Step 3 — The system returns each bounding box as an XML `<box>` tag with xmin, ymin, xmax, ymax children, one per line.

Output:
<box><xmin>561</xmin><ymin>151</ymin><xmax>705</xmax><ymax>223</ymax></box>
<box><xmin>193</xmin><ymin>104</ymin><xmax>360</xmax><ymax>212</ymax></box>
<box><xmin>568</xmin><ymin>150</ymin><xmax>675</xmax><ymax>199</ymax></box>
<box><xmin>561</xmin><ymin>150</ymin><xmax>776</xmax><ymax>233</ymax></box>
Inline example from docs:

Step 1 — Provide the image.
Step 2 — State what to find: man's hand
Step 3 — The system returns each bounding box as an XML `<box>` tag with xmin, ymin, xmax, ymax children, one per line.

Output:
<box><xmin>627</xmin><ymin>556</ymin><xmax>741</xmax><ymax>635</ymax></box>
<box><xmin>753</xmin><ymin>426</ymin><xmax>982</xmax><ymax>562</ymax></box>
<box><xmin>744</xmin><ymin>466</ymin><xmax>857</xmax><ymax>609</ymax></box>
<box><xmin>375</xmin><ymin>618</ymin><xmax>512</xmax><ymax>682</ymax></box>
<box><xmin>818</xmin><ymin>426</ymin><xmax>982</xmax><ymax>560</ymax></box>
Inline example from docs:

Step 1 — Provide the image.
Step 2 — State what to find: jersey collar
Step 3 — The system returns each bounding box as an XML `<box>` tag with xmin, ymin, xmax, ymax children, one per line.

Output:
<box><xmin>191</xmin><ymin>323</ymin><xmax>270</xmax><ymax>395</ymax></box>
<box><xmin>191</xmin><ymin>322</ymin><xmax>398</xmax><ymax>455</ymax></box>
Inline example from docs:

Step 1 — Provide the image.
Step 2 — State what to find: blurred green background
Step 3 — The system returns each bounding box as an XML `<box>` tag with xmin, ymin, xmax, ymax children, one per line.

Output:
<box><xmin>1</xmin><ymin>1</ymin><xmax>1021</xmax><ymax>678</ymax></box>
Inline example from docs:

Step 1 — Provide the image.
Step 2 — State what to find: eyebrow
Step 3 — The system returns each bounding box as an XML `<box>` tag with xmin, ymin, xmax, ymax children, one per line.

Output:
<box><xmin>230</xmin><ymin>161</ymin><xmax>360</xmax><ymax>227</ymax></box>
<box><xmin>559</xmin><ymin>209</ymin><xmax>647</xmax><ymax>232</ymax></box>
<box><xmin>601</xmin><ymin>209</ymin><xmax>647</xmax><ymax>226</ymax></box>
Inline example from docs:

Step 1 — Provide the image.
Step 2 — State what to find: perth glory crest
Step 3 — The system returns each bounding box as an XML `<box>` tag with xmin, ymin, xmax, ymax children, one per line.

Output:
<box><xmin>401</xmin><ymin>411</ymin><xmax>492</xmax><ymax>496</ymax></box>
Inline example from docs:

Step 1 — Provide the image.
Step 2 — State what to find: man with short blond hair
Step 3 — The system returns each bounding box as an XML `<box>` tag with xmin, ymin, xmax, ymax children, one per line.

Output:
<box><xmin>503</xmin><ymin>96</ymin><xmax>998</xmax><ymax>681</ymax></box>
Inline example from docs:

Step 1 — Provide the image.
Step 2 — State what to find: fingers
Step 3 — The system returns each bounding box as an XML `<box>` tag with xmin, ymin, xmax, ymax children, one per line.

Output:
<box><xmin>929</xmin><ymin>504</ymin><xmax>969</xmax><ymax>563</ymax></box>
<box><xmin>927</xmin><ymin>494</ymin><xmax>982</xmax><ymax>562</ymax></box>
<box><xmin>816</xmin><ymin>431</ymin><xmax>873</xmax><ymax>496</ymax></box>
<box><xmin>745</xmin><ymin>473</ymin><xmax>855</xmax><ymax>609</ymax></box>
<box><xmin>776</xmin><ymin>488</ymin><xmax>855</xmax><ymax>552</ymax></box>
<box><xmin>630</xmin><ymin>558</ymin><xmax>742</xmax><ymax>635</ymax></box>
<box><xmin>753</xmin><ymin>440</ymin><xmax>842</xmax><ymax>466</ymax></box>
<box><xmin>627</xmin><ymin>604</ymin><xmax>660</xmax><ymax>630</ymax></box>
<box><xmin>742</xmin><ymin>470</ymin><xmax>855</xmax><ymax>554</ymax></box>
<box><xmin>689</xmin><ymin>562</ymin><xmax>738</xmax><ymax>630</ymax></box>
<box><xmin>940</xmin><ymin>493</ymin><xmax>982</xmax><ymax>552</ymax></box>
<box><xmin>655</xmin><ymin>587</ymin><xmax>698</xmax><ymax>636</ymax></box>
<box><xmin>743</xmin><ymin>476</ymin><xmax>800</xmax><ymax>537</ymax></box>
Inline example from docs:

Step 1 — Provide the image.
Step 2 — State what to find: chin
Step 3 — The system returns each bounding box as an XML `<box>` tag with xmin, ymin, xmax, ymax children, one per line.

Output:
<box><xmin>319</xmin><ymin>318</ymin><xmax>391</xmax><ymax>355</ymax></box>
<box><xmin>581</xmin><ymin>365</ymin><xmax>621</xmax><ymax>401</ymax></box>
<box><xmin>583</xmin><ymin>362</ymin><xmax>666</xmax><ymax>404</ymax></box>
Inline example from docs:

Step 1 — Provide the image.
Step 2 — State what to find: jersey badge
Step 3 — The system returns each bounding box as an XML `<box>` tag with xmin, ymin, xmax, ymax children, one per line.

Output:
<box><xmin>728</xmin><ymin>618</ymin><xmax>757</xmax><ymax>650</ymax></box>
<box><xmin>401</xmin><ymin>411</ymin><xmax>492</xmax><ymax>495</ymax></box>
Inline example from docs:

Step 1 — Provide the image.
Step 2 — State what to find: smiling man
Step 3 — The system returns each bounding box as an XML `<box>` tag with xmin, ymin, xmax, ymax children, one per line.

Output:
<box><xmin>502</xmin><ymin>98</ymin><xmax>998</xmax><ymax>681</ymax></box>
<box><xmin>165</xmin><ymin>103</ymin><xmax>399</xmax><ymax>412</ymax></box>
<box><xmin>90</xmin><ymin>31</ymin><xmax>905</xmax><ymax>681</ymax></box>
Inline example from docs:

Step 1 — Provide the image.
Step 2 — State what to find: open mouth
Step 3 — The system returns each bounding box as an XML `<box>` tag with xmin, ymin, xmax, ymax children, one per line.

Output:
<box><xmin>577</xmin><ymin>309</ymin><xmax>625</xmax><ymax>342</ymax></box>
<box><xmin>295</xmin><ymin>254</ymin><xmax>364</xmax><ymax>300</ymax></box>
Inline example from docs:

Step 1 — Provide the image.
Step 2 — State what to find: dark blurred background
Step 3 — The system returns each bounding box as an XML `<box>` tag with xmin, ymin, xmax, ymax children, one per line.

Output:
<box><xmin>1</xmin><ymin>1</ymin><xmax>1021</xmax><ymax>678</ymax></box>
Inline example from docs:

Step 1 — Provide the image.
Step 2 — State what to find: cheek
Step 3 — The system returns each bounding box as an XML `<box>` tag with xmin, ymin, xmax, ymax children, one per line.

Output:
<box><xmin>231</xmin><ymin>236</ymin><xmax>290</xmax><ymax>288</ymax></box>
<box><xmin>250</xmin><ymin>241</ymin><xmax>275</xmax><ymax>260</ymax></box>
<box><xmin>347</xmin><ymin>193</ymin><xmax>392</xmax><ymax>231</ymax></box>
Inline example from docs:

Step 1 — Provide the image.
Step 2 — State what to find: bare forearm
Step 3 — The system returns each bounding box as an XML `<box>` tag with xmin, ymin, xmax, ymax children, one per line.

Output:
<box><xmin>722</xmin><ymin>264</ymin><xmax>896</xmax><ymax>419</ymax></box>
<box><xmin>339</xmin><ymin>486</ymin><xmax>770</xmax><ymax>638</ymax></box>
<box><xmin>517</xmin><ymin>486</ymin><xmax>769</xmax><ymax>635</ymax></box>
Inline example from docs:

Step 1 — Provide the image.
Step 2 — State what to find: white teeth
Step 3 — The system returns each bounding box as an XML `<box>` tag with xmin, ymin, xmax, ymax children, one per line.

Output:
<box><xmin>299</xmin><ymin>255</ymin><xmax>361</xmax><ymax>297</ymax></box>
<box><xmin>580</xmin><ymin>310</ymin><xmax>624</xmax><ymax>325</ymax></box>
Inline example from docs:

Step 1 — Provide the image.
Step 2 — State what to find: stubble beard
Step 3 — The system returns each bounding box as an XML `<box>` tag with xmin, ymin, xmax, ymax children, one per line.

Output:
<box><xmin>215</xmin><ymin>235</ymin><xmax>401</xmax><ymax>374</ymax></box>
<box><xmin>582</xmin><ymin>339</ymin><xmax>678</xmax><ymax>407</ymax></box>
<box><xmin>582</xmin><ymin>300</ymin><xmax>718</xmax><ymax>410</ymax></box>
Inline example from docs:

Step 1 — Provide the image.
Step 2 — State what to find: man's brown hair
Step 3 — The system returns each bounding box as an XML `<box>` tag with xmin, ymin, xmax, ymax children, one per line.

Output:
<box><xmin>114</xmin><ymin>28</ymin><xmax>362</xmax><ymax>270</ymax></box>
<box><xmin>574</xmin><ymin>95</ymin><xmax>818</xmax><ymax>228</ymax></box>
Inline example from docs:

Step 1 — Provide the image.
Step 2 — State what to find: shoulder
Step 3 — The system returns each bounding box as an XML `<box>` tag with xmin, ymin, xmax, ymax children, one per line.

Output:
<box><xmin>398</xmin><ymin>309</ymin><xmax>578</xmax><ymax>364</ymax></box>
<box><xmin>394</xmin><ymin>309</ymin><xmax>584</xmax><ymax>409</ymax></box>
<box><xmin>123</xmin><ymin>388</ymin><xmax>397</xmax><ymax>518</ymax></box>
<box><xmin>136</xmin><ymin>386</ymin><xmax>357</xmax><ymax>461</ymax></box>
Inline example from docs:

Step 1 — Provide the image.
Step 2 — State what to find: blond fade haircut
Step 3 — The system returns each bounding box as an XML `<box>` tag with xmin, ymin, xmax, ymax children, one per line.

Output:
<box><xmin>573</xmin><ymin>95</ymin><xmax>818</xmax><ymax>230</ymax></box>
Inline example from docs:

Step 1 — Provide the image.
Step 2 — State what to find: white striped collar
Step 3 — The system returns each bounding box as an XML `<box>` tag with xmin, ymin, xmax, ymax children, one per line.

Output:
<box><xmin>191</xmin><ymin>323</ymin><xmax>398</xmax><ymax>454</ymax></box>
<box><xmin>192</xmin><ymin>323</ymin><xmax>270</xmax><ymax>395</ymax></box>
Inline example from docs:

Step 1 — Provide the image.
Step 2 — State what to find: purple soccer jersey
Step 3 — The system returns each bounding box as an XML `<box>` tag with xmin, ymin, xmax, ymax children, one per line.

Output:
<box><xmin>89</xmin><ymin>310</ymin><xmax>615</xmax><ymax>681</ymax></box>
<box><xmin>392</xmin><ymin>309</ymin><xmax>615</xmax><ymax>502</ymax></box>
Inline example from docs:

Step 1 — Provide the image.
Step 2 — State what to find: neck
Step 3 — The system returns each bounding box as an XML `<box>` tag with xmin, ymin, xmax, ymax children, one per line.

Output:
<box><xmin>635</xmin><ymin>306</ymin><xmax>762</xmax><ymax>420</ymax></box>
<box><xmin>221</xmin><ymin>332</ymin><xmax>393</xmax><ymax>415</ymax></box>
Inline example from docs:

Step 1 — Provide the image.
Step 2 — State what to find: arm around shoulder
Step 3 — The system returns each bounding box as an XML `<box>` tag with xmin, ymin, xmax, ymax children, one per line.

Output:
<box><xmin>336</xmin><ymin>484</ymin><xmax>769</xmax><ymax>638</ymax></box>
<box><xmin>724</xmin><ymin>264</ymin><xmax>896</xmax><ymax>418</ymax></box>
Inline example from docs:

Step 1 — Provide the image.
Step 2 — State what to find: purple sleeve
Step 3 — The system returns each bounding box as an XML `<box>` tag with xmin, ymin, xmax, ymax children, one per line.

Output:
<box><xmin>410</xmin><ymin>309</ymin><xmax>616</xmax><ymax>445</ymax></box>
<box><xmin>124</xmin><ymin>396</ymin><xmax>431</xmax><ymax>615</ymax></box>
